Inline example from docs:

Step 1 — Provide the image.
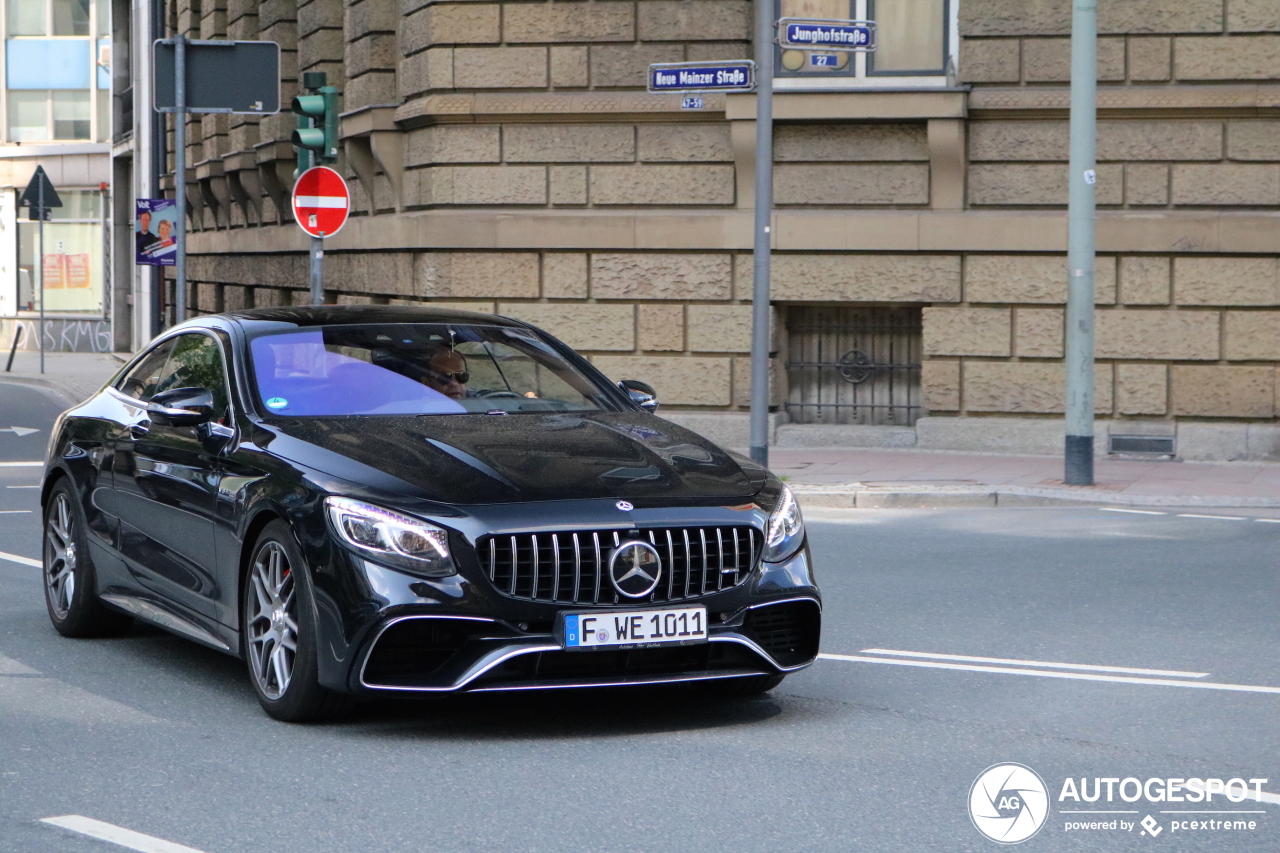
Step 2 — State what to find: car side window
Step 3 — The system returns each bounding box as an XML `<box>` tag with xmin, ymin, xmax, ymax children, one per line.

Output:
<box><xmin>116</xmin><ymin>341</ymin><xmax>175</xmax><ymax>401</ymax></box>
<box><xmin>155</xmin><ymin>334</ymin><xmax>231</xmax><ymax>419</ymax></box>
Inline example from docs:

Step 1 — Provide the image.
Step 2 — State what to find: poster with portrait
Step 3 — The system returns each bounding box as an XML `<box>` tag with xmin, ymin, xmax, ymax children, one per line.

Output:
<box><xmin>135</xmin><ymin>198</ymin><xmax>177</xmax><ymax>266</ymax></box>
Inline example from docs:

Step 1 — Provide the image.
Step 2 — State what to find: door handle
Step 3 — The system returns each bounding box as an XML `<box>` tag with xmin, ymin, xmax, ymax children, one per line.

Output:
<box><xmin>130</xmin><ymin>421</ymin><xmax>151</xmax><ymax>440</ymax></box>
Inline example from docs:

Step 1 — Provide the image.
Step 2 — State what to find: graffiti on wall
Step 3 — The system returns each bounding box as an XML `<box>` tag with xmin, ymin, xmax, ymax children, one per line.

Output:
<box><xmin>0</xmin><ymin>319</ymin><xmax>114</xmax><ymax>353</ymax></box>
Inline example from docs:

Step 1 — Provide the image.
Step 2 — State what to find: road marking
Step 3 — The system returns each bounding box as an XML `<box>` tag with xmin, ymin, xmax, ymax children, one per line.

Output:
<box><xmin>0</xmin><ymin>550</ymin><xmax>40</xmax><ymax>568</ymax></box>
<box><xmin>857</xmin><ymin>648</ymin><xmax>1209</xmax><ymax>678</ymax></box>
<box><xmin>1100</xmin><ymin>508</ymin><xmax>1166</xmax><ymax>515</ymax></box>
<box><xmin>0</xmin><ymin>509</ymin><xmax>32</xmax><ymax>513</ymax></box>
<box><xmin>1255</xmin><ymin>518</ymin><xmax>1280</xmax><ymax>524</ymax></box>
<box><xmin>0</xmin><ymin>426</ymin><xmax>39</xmax><ymax>436</ymax></box>
<box><xmin>819</xmin><ymin>654</ymin><xmax>1280</xmax><ymax>694</ymax></box>
<box><xmin>5</xmin><ymin>485</ymin><xmax>39</xmax><ymax>488</ymax></box>
<box><xmin>0</xmin><ymin>461</ymin><xmax>42</xmax><ymax>467</ymax></box>
<box><xmin>1177</xmin><ymin>513</ymin><xmax>1246</xmax><ymax>521</ymax></box>
<box><xmin>40</xmin><ymin>816</ymin><xmax>207</xmax><ymax>853</ymax></box>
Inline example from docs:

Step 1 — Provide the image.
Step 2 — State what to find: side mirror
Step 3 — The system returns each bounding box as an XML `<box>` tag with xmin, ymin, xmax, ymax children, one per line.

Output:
<box><xmin>147</xmin><ymin>387</ymin><xmax>216</xmax><ymax>427</ymax></box>
<box><xmin>619</xmin><ymin>379</ymin><xmax>658</xmax><ymax>414</ymax></box>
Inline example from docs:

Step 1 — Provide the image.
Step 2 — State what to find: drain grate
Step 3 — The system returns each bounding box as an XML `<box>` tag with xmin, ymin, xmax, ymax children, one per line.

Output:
<box><xmin>1109</xmin><ymin>435</ymin><xmax>1175</xmax><ymax>455</ymax></box>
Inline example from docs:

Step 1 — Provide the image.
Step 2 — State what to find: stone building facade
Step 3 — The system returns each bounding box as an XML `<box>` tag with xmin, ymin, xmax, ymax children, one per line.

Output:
<box><xmin>113</xmin><ymin>0</ymin><xmax>1280</xmax><ymax>459</ymax></box>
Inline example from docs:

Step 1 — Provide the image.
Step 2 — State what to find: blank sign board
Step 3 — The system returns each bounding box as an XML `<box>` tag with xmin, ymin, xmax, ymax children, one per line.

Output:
<box><xmin>153</xmin><ymin>40</ymin><xmax>280</xmax><ymax>114</ymax></box>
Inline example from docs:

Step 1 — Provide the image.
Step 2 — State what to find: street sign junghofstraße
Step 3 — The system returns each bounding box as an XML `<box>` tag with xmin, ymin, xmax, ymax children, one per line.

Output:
<box><xmin>777</xmin><ymin>18</ymin><xmax>876</xmax><ymax>51</ymax></box>
<box><xmin>648</xmin><ymin>60</ymin><xmax>756</xmax><ymax>94</ymax></box>
<box><xmin>153</xmin><ymin>39</ymin><xmax>281</xmax><ymax>114</ymax></box>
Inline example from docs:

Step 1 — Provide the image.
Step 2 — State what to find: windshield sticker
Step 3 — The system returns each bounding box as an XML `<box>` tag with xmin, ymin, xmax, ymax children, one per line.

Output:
<box><xmin>266</xmin><ymin>397</ymin><xmax>289</xmax><ymax>410</ymax></box>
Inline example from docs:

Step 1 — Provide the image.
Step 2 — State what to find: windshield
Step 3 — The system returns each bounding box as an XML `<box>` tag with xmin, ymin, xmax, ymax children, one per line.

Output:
<box><xmin>248</xmin><ymin>323</ymin><xmax>613</xmax><ymax>416</ymax></box>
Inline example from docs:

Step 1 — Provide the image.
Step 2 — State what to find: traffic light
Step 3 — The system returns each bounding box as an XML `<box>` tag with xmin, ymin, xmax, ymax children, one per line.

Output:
<box><xmin>292</xmin><ymin>71</ymin><xmax>340</xmax><ymax>173</ymax></box>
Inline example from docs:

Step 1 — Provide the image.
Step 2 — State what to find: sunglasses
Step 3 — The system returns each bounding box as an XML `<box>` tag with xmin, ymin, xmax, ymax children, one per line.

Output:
<box><xmin>430</xmin><ymin>370</ymin><xmax>469</xmax><ymax>384</ymax></box>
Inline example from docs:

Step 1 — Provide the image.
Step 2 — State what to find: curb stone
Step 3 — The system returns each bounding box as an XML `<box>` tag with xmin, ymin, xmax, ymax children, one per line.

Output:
<box><xmin>792</xmin><ymin>484</ymin><xmax>1280</xmax><ymax>509</ymax></box>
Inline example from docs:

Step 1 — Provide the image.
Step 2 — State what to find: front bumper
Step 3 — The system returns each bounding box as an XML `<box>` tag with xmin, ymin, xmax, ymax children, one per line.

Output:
<box><xmin>324</xmin><ymin>547</ymin><xmax>820</xmax><ymax>695</ymax></box>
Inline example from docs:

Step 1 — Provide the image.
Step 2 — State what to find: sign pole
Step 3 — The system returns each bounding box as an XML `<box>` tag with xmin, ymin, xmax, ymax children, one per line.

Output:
<box><xmin>173</xmin><ymin>34</ymin><xmax>187</xmax><ymax>326</ymax></box>
<box><xmin>1064</xmin><ymin>0</ymin><xmax>1097</xmax><ymax>485</ymax></box>
<box><xmin>309</xmin><ymin>235</ymin><xmax>323</xmax><ymax>305</ymax></box>
<box><xmin>748</xmin><ymin>0</ymin><xmax>775</xmax><ymax>467</ymax></box>
<box><xmin>37</xmin><ymin>179</ymin><xmax>44</xmax><ymax>375</ymax></box>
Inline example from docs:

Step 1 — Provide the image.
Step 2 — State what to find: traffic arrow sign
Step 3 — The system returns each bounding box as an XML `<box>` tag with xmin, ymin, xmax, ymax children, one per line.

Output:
<box><xmin>0</xmin><ymin>427</ymin><xmax>39</xmax><ymax>437</ymax></box>
<box><xmin>292</xmin><ymin>166</ymin><xmax>350</xmax><ymax>238</ymax></box>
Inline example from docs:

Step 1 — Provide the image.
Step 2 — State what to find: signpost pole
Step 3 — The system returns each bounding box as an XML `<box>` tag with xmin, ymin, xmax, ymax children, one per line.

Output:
<box><xmin>37</xmin><ymin>179</ymin><xmax>44</xmax><ymax>375</ymax></box>
<box><xmin>309</xmin><ymin>235</ymin><xmax>323</xmax><ymax>305</ymax></box>
<box><xmin>1064</xmin><ymin>0</ymin><xmax>1097</xmax><ymax>485</ymax></box>
<box><xmin>173</xmin><ymin>34</ymin><xmax>187</xmax><ymax>326</ymax></box>
<box><xmin>748</xmin><ymin>0</ymin><xmax>774</xmax><ymax>467</ymax></box>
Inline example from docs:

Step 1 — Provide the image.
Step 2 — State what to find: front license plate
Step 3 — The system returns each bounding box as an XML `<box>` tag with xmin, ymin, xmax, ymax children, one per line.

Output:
<box><xmin>562</xmin><ymin>607</ymin><xmax>708</xmax><ymax>650</ymax></box>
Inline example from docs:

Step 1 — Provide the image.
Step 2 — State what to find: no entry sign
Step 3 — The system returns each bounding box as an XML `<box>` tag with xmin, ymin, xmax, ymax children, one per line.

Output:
<box><xmin>292</xmin><ymin>166</ymin><xmax>350</xmax><ymax>238</ymax></box>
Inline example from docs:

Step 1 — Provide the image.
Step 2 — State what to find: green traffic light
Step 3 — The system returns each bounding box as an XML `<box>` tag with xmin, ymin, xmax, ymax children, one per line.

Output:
<box><xmin>291</xmin><ymin>86</ymin><xmax>340</xmax><ymax>170</ymax></box>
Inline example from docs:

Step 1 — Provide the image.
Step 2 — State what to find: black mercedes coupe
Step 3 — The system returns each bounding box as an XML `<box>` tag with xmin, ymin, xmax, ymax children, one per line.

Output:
<box><xmin>40</xmin><ymin>306</ymin><xmax>820</xmax><ymax>721</ymax></box>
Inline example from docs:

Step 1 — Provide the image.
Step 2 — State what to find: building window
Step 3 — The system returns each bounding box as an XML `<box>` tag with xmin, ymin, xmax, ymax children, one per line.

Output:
<box><xmin>4</xmin><ymin>0</ymin><xmax>108</xmax><ymax>141</ymax></box>
<box><xmin>15</xmin><ymin>189</ymin><xmax>104</xmax><ymax>314</ymax></box>
<box><xmin>6</xmin><ymin>0</ymin><xmax>96</xmax><ymax>37</ymax></box>
<box><xmin>776</xmin><ymin>0</ymin><xmax>955</xmax><ymax>89</ymax></box>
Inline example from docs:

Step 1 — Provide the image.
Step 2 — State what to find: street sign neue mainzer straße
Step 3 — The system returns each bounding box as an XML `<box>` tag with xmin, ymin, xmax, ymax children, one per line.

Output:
<box><xmin>648</xmin><ymin>61</ymin><xmax>756</xmax><ymax>94</ymax></box>
<box><xmin>777</xmin><ymin>18</ymin><xmax>876</xmax><ymax>51</ymax></box>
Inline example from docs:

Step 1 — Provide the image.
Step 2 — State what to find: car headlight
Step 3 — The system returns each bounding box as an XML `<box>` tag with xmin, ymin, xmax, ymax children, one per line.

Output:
<box><xmin>763</xmin><ymin>484</ymin><xmax>805</xmax><ymax>563</ymax></box>
<box><xmin>325</xmin><ymin>497</ymin><xmax>456</xmax><ymax>577</ymax></box>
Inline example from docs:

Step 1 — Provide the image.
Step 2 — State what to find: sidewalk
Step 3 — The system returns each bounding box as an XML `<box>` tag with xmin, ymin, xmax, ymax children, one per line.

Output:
<box><xmin>1</xmin><ymin>351</ymin><xmax>125</xmax><ymax>407</ymax></box>
<box><xmin>774</xmin><ymin>447</ymin><xmax>1280</xmax><ymax>509</ymax></box>
<box><xmin>2</xmin><ymin>353</ymin><xmax>1276</xmax><ymax>508</ymax></box>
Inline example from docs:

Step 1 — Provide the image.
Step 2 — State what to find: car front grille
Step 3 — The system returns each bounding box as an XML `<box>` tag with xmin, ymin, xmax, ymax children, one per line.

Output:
<box><xmin>479</xmin><ymin>526</ymin><xmax>760</xmax><ymax>605</ymax></box>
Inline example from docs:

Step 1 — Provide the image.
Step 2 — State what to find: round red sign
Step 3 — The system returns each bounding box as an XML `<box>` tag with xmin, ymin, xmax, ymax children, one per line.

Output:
<box><xmin>292</xmin><ymin>166</ymin><xmax>350</xmax><ymax>238</ymax></box>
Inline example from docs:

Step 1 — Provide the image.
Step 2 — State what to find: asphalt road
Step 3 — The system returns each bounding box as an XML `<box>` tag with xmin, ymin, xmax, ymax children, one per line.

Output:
<box><xmin>1</xmin><ymin>383</ymin><xmax>1277</xmax><ymax>853</ymax></box>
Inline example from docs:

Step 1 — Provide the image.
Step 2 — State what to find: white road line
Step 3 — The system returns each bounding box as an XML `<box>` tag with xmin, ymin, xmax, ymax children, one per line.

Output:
<box><xmin>0</xmin><ymin>509</ymin><xmax>32</xmax><ymax>513</ymax></box>
<box><xmin>39</xmin><ymin>816</ymin><xmax>207</xmax><ymax>853</ymax></box>
<box><xmin>0</xmin><ymin>461</ymin><xmax>42</xmax><ymax>467</ymax></box>
<box><xmin>0</xmin><ymin>550</ymin><xmax>40</xmax><ymax>568</ymax></box>
<box><xmin>1255</xmin><ymin>518</ymin><xmax>1280</xmax><ymax>524</ymax></box>
<box><xmin>5</xmin><ymin>484</ymin><xmax>39</xmax><ymax>488</ymax></box>
<box><xmin>1177</xmin><ymin>513</ymin><xmax>1246</xmax><ymax>521</ymax></box>
<box><xmin>857</xmin><ymin>648</ymin><xmax>1209</xmax><ymax>678</ymax></box>
<box><xmin>818</xmin><ymin>654</ymin><xmax>1280</xmax><ymax>694</ymax></box>
<box><xmin>1100</xmin><ymin>508</ymin><xmax>1166</xmax><ymax>515</ymax></box>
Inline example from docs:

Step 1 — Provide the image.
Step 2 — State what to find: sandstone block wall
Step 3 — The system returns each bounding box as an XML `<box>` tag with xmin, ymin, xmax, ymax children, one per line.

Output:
<box><xmin>164</xmin><ymin>0</ymin><xmax>1280</xmax><ymax>437</ymax></box>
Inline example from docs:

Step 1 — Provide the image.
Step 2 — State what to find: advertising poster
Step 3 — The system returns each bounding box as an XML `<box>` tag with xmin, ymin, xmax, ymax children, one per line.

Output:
<box><xmin>135</xmin><ymin>198</ymin><xmax>177</xmax><ymax>266</ymax></box>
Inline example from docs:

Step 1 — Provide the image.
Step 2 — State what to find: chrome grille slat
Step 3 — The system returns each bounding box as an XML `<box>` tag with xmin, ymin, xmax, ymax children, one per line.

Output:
<box><xmin>592</xmin><ymin>532</ymin><xmax>602</xmax><ymax>603</ymax></box>
<box><xmin>479</xmin><ymin>525</ymin><xmax>760</xmax><ymax>605</ymax></box>
<box><xmin>700</xmin><ymin>528</ymin><xmax>709</xmax><ymax>593</ymax></box>
<box><xmin>572</xmin><ymin>533</ymin><xmax>582</xmax><ymax>603</ymax></box>
<box><xmin>551</xmin><ymin>534</ymin><xmax>561</xmax><ymax>601</ymax></box>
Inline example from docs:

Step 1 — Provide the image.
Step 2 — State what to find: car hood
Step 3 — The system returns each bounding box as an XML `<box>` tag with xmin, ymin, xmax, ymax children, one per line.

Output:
<box><xmin>254</xmin><ymin>411</ymin><xmax>762</xmax><ymax>505</ymax></box>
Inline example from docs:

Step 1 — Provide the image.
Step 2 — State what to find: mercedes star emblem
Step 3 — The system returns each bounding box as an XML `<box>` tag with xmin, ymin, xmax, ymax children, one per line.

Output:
<box><xmin>616</xmin><ymin>500</ymin><xmax>634</xmax><ymax>512</ymax></box>
<box><xmin>608</xmin><ymin>541</ymin><xmax>663</xmax><ymax>598</ymax></box>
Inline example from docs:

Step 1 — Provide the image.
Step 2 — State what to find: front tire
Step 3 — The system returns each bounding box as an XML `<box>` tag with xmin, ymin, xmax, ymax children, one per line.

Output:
<box><xmin>243</xmin><ymin>521</ymin><xmax>350</xmax><ymax>722</ymax></box>
<box><xmin>43</xmin><ymin>481</ymin><xmax>132</xmax><ymax>638</ymax></box>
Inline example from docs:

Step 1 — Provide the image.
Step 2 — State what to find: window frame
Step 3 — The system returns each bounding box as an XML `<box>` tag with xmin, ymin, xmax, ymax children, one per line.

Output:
<box><xmin>112</xmin><ymin>330</ymin><xmax>237</xmax><ymax>425</ymax></box>
<box><xmin>773</xmin><ymin>0</ymin><xmax>958</xmax><ymax>90</ymax></box>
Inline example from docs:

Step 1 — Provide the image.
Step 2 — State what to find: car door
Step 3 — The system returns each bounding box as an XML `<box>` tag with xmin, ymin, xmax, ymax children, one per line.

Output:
<box><xmin>111</xmin><ymin>332</ymin><xmax>232</xmax><ymax>620</ymax></box>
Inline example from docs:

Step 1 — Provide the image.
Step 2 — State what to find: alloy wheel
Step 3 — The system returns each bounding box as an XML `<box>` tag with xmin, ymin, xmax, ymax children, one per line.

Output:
<box><xmin>44</xmin><ymin>492</ymin><xmax>77</xmax><ymax>619</ymax></box>
<box><xmin>247</xmin><ymin>541</ymin><xmax>298</xmax><ymax>700</ymax></box>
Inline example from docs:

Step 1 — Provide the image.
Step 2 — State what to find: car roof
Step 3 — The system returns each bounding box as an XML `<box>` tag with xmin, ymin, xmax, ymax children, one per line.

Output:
<box><xmin>218</xmin><ymin>305</ymin><xmax>528</xmax><ymax>328</ymax></box>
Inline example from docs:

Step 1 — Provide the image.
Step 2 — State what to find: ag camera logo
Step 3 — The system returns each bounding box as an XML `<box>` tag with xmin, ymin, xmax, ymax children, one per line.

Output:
<box><xmin>969</xmin><ymin>763</ymin><xmax>1050</xmax><ymax>844</ymax></box>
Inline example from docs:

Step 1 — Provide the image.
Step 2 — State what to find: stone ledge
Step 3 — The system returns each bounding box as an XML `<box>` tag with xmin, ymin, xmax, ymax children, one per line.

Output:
<box><xmin>184</xmin><ymin>209</ymin><xmax>1280</xmax><ymax>255</ymax></box>
<box><xmin>394</xmin><ymin>91</ymin><xmax>727</xmax><ymax>127</ymax></box>
<box><xmin>970</xmin><ymin>84</ymin><xmax>1280</xmax><ymax>116</ymax></box>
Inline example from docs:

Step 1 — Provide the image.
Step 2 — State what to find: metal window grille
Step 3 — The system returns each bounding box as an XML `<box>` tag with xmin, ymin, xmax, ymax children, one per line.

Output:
<box><xmin>785</xmin><ymin>305</ymin><xmax>922</xmax><ymax>426</ymax></box>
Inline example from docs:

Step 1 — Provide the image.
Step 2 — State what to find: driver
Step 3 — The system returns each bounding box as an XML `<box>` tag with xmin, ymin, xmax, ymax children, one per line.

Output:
<box><xmin>421</xmin><ymin>348</ymin><xmax>469</xmax><ymax>401</ymax></box>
